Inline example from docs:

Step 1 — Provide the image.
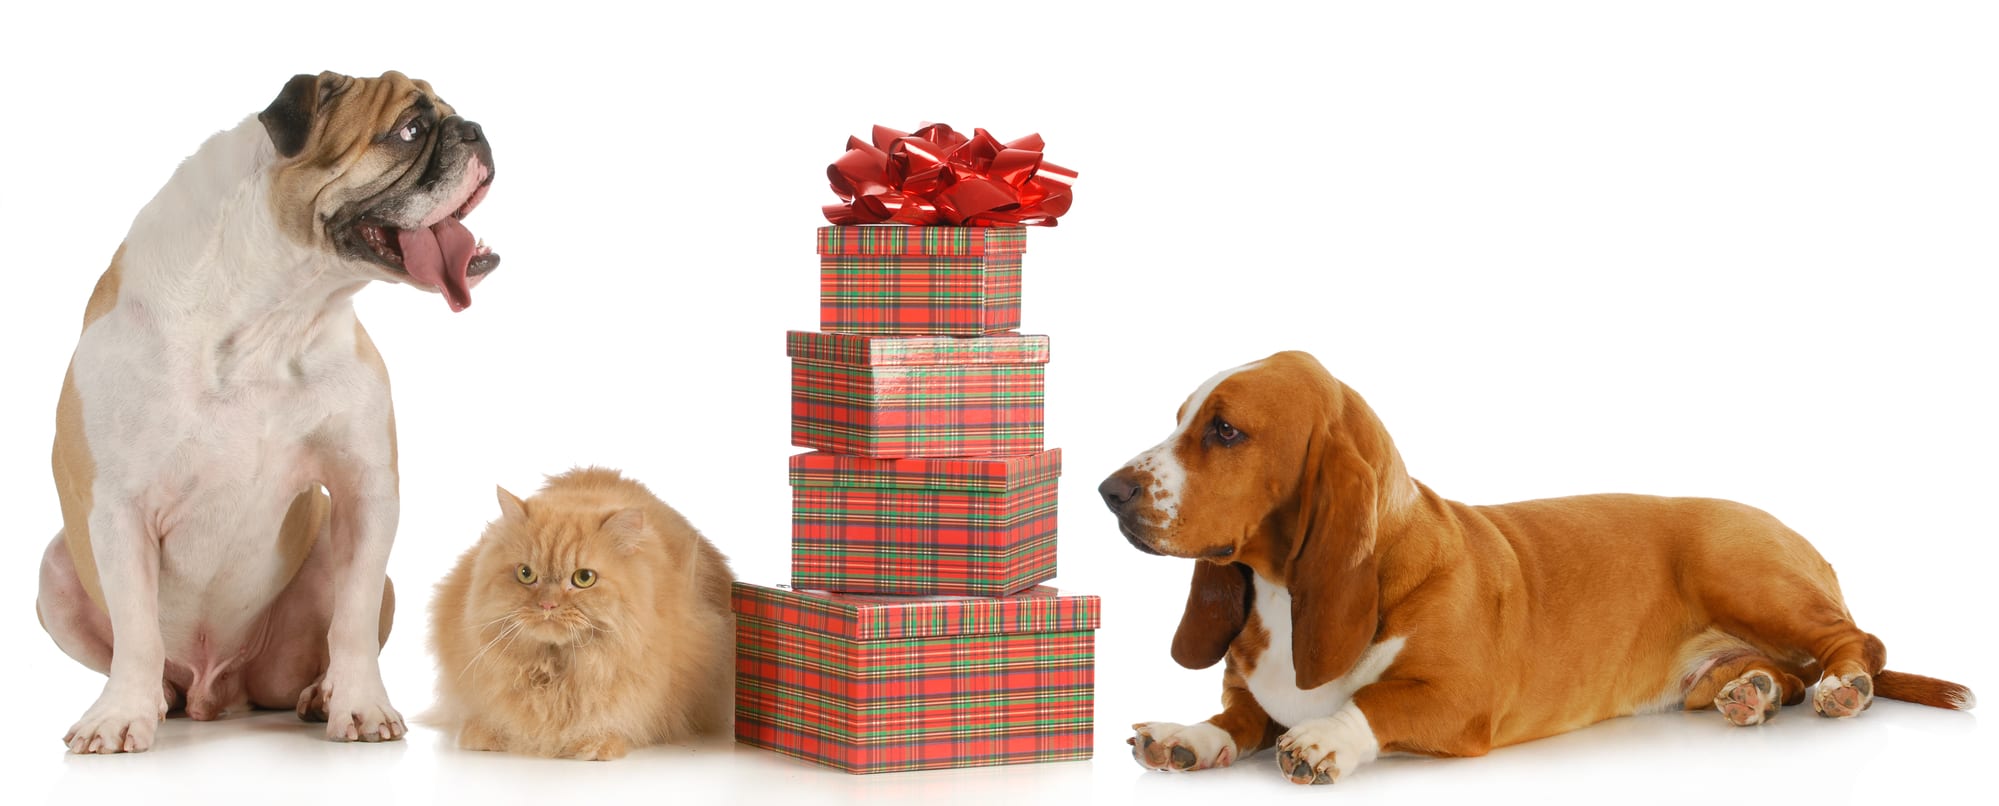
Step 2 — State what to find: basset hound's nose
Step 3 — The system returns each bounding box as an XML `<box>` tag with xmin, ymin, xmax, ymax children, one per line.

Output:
<box><xmin>1099</xmin><ymin>470</ymin><xmax>1143</xmax><ymax>513</ymax></box>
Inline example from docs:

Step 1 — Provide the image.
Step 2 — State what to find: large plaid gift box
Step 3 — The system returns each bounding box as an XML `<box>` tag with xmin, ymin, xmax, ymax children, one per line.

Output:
<box><xmin>818</xmin><ymin>225</ymin><xmax>1027</xmax><ymax>337</ymax></box>
<box><xmin>788</xmin><ymin>330</ymin><xmax>1049</xmax><ymax>458</ymax></box>
<box><xmin>790</xmin><ymin>449</ymin><xmax>1061</xmax><ymax>597</ymax></box>
<box><xmin>733</xmin><ymin>582</ymin><xmax>1100</xmax><ymax>773</ymax></box>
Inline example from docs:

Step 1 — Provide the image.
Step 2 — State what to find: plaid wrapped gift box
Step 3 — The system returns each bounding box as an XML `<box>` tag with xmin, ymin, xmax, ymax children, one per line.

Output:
<box><xmin>789</xmin><ymin>330</ymin><xmax>1049</xmax><ymax>458</ymax></box>
<box><xmin>733</xmin><ymin>582</ymin><xmax>1100</xmax><ymax>773</ymax></box>
<box><xmin>791</xmin><ymin>449</ymin><xmax>1061</xmax><ymax>597</ymax></box>
<box><xmin>818</xmin><ymin>225</ymin><xmax>1027</xmax><ymax>337</ymax></box>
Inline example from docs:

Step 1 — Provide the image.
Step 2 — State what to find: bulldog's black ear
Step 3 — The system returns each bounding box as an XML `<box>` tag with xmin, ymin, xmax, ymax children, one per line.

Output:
<box><xmin>259</xmin><ymin>73</ymin><xmax>322</xmax><ymax>158</ymax></box>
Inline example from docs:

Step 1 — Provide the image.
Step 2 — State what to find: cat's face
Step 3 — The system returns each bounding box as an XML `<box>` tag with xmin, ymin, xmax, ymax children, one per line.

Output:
<box><xmin>465</xmin><ymin>489</ymin><xmax>653</xmax><ymax>646</ymax></box>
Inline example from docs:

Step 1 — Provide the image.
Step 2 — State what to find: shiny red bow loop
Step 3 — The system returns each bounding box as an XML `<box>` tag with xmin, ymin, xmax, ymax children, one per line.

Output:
<box><xmin>825</xmin><ymin>123</ymin><xmax>1075</xmax><ymax>226</ymax></box>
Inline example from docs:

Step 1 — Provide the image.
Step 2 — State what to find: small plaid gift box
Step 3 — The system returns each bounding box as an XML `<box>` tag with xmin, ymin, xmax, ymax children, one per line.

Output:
<box><xmin>789</xmin><ymin>330</ymin><xmax>1049</xmax><ymax>458</ymax></box>
<box><xmin>733</xmin><ymin>582</ymin><xmax>1100</xmax><ymax>773</ymax></box>
<box><xmin>791</xmin><ymin>449</ymin><xmax>1061</xmax><ymax>597</ymax></box>
<box><xmin>818</xmin><ymin>225</ymin><xmax>1027</xmax><ymax>337</ymax></box>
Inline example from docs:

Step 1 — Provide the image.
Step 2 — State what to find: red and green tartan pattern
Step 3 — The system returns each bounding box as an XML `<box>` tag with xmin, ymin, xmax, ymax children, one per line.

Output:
<box><xmin>819</xmin><ymin>254</ymin><xmax>1021</xmax><ymax>336</ymax></box>
<box><xmin>733</xmin><ymin>582</ymin><xmax>1098</xmax><ymax>773</ymax></box>
<box><xmin>789</xmin><ymin>332</ymin><xmax>1048</xmax><ymax>458</ymax></box>
<box><xmin>791</xmin><ymin>450</ymin><xmax>1062</xmax><ymax>596</ymax></box>
<box><xmin>817</xmin><ymin>225</ymin><xmax>1028</xmax><ymax>258</ymax></box>
<box><xmin>818</xmin><ymin>226</ymin><xmax>1029</xmax><ymax>338</ymax></box>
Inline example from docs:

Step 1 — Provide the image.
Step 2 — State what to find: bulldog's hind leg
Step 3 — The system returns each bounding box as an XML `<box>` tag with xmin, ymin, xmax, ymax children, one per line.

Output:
<box><xmin>38</xmin><ymin>531</ymin><xmax>112</xmax><ymax>674</ymax></box>
<box><xmin>1131</xmin><ymin>666</ymin><xmax>1278</xmax><ymax>772</ymax></box>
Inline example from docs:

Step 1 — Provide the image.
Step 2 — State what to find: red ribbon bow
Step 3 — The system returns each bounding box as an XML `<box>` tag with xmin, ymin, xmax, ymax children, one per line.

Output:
<box><xmin>824</xmin><ymin>123</ymin><xmax>1076</xmax><ymax>227</ymax></box>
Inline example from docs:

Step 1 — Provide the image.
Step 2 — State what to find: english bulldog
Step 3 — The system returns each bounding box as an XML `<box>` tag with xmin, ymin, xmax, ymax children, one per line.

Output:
<box><xmin>34</xmin><ymin>71</ymin><xmax>500</xmax><ymax>754</ymax></box>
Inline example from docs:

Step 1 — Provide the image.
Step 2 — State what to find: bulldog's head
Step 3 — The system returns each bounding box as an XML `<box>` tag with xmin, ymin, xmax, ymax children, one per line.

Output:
<box><xmin>258</xmin><ymin>71</ymin><xmax>499</xmax><ymax>312</ymax></box>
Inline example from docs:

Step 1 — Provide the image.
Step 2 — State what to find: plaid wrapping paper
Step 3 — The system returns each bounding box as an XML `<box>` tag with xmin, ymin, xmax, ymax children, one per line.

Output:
<box><xmin>818</xmin><ymin>226</ymin><xmax>1028</xmax><ymax>336</ymax></box>
<box><xmin>732</xmin><ymin>582</ymin><xmax>1099</xmax><ymax>773</ymax></box>
<box><xmin>791</xmin><ymin>450</ymin><xmax>1063</xmax><ymax>596</ymax></box>
<box><xmin>788</xmin><ymin>331</ymin><xmax>1049</xmax><ymax>458</ymax></box>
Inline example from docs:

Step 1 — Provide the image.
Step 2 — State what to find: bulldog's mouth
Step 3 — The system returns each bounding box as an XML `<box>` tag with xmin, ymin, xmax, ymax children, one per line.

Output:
<box><xmin>348</xmin><ymin>162</ymin><xmax>498</xmax><ymax>313</ymax></box>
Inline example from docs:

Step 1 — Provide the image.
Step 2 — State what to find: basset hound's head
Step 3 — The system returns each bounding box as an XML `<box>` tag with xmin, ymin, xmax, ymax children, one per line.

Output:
<box><xmin>1098</xmin><ymin>350</ymin><xmax>1411</xmax><ymax>689</ymax></box>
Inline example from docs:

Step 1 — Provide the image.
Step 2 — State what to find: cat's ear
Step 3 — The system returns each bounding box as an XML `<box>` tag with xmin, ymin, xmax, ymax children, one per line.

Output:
<box><xmin>601</xmin><ymin>508</ymin><xmax>648</xmax><ymax>555</ymax></box>
<box><xmin>496</xmin><ymin>486</ymin><xmax>529</xmax><ymax>523</ymax></box>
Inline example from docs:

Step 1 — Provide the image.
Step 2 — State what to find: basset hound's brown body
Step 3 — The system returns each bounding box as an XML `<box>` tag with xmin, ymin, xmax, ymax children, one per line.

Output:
<box><xmin>1099</xmin><ymin>351</ymin><xmax>1973</xmax><ymax>785</ymax></box>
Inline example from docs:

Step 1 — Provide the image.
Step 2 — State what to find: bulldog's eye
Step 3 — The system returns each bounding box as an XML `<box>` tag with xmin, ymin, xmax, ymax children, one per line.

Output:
<box><xmin>396</xmin><ymin>119</ymin><xmax>425</xmax><ymax>143</ymax></box>
<box><xmin>1209</xmin><ymin>418</ymin><xmax>1246</xmax><ymax>447</ymax></box>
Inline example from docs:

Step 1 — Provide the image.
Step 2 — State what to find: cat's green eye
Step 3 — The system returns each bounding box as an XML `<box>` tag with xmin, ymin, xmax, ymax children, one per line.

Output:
<box><xmin>571</xmin><ymin>569</ymin><xmax>597</xmax><ymax>589</ymax></box>
<box><xmin>515</xmin><ymin>564</ymin><xmax>537</xmax><ymax>585</ymax></box>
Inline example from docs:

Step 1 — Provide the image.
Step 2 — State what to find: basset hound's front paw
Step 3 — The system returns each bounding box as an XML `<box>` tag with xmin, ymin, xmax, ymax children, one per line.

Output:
<box><xmin>1129</xmin><ymin>721</ymin><xmax>1238</xmax><ymax>772</ymax></box>
<box><xmin>1274</xmin><ymin>704</ymin><xmax>1379</xmax><ymax>786</ymax></box>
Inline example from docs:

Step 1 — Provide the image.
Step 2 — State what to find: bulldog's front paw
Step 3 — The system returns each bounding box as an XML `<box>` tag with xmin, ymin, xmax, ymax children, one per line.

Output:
<box><xmin>1128</xmin><ymin>721</ymin><xmax>1238</xmax><ymax>772</ymax></box>
<box><xmin>1274</xmin><ymin>705</ymin><xmax>1379</xmax><ymax>786</ymax></box>
<box><xmin>297</xmin><ymin>667</ymin><xmax>405</xmax><ymax>742</ymax></box>
<box><xmin>65</xmin><ymin>686</ymin><xmax>169</xmax><ymax>754</ymax></box>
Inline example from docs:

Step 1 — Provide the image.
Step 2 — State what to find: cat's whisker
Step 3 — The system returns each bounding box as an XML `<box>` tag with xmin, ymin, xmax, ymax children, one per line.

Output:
<box><xmin>460</xmin><ymin>618</ymin><xmax>524</xmax><ymax>678</ymax></box>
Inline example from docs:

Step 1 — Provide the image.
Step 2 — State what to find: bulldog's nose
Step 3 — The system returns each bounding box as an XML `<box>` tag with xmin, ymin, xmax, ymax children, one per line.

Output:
<box><xmin>1099</xmin><ymin>470</ymin><xmax>1143</xmax><ymax>513</ymax></box>
<box><xmin>459</xmin><ymin>121</ymin><xmax>484</xmax><ymax>142</ymax></box>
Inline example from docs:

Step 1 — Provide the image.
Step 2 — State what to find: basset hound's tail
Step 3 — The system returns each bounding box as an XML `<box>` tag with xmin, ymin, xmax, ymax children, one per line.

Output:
<box><xmin>1874</xmin><ymin>670</ymin><xmax>1976</xmax><ymax>710</ymax></box>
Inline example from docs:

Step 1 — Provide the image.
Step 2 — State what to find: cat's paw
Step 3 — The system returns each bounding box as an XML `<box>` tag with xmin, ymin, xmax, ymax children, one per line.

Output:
<box><xmin>559</xmin><ymin>734</ymin><xmax>628</xmax><ymax>761</ymax></box>
<box><xmin>458</xmin><ymin>721</ymin><xmax>506</xmax><ymax>753</ymax></box>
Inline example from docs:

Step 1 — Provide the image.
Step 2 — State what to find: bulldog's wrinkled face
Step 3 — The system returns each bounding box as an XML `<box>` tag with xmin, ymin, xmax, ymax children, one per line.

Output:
<box><xmin>259</xmin><ymin>70</ymin><xmax>499</xmax><ymax>312</ymax></box>
<box><xmin>1098</xmin><ymin>353</ymin><xmax>1327</xmax><ymax>565</ymax></box>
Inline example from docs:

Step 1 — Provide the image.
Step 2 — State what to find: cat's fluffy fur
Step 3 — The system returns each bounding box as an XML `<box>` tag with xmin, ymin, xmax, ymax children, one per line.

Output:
<box><xmin>425</xmin><ymin>467</ymin><xmax>734</xmax><ymax>760</ymax></box>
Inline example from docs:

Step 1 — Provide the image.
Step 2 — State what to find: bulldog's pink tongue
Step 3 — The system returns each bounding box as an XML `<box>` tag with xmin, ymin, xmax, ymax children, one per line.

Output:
<box><xmin>395</xmin><ymin>217</ymin><xmax>477</xmax><ymax>312</ymax></box>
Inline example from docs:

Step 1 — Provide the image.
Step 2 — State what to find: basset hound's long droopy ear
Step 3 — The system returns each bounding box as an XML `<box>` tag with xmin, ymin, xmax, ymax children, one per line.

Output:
<box><xmin>1286</xmin><ymin>403</ymin><xmax>1383</xmax><ymax>690</ymax></box>
<box><xmin>1171</xmin><ymin>561</ymin><xmax>1252</xmax><ymax>669</ymax></box>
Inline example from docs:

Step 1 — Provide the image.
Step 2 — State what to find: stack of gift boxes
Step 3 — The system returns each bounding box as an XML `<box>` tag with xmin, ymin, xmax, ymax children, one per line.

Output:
<box><xmin>732</xmin><ymin>125</ymin><xmax>1099</xmax><ymax>774</ymax></box>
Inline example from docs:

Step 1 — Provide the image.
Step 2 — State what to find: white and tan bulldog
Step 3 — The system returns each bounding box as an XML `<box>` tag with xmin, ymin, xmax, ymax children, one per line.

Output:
<box><xmin>34</xmin><ymin>71</ymin><xmax>500</xmax><ymax>753</ymax></box>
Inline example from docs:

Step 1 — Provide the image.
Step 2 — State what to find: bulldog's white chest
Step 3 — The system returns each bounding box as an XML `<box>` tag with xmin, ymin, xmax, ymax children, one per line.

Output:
<box><xmin>1243</xmin><ymin>574</ymin><xmax>1406</xmax><ymax>729</ymax></box>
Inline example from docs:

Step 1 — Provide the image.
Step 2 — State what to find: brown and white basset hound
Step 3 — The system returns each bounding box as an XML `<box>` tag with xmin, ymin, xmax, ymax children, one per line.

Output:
<box><xmin>1098</xmin><ymin>351</ymin><xmax>1974</xmax><ymax>785</ymax></box>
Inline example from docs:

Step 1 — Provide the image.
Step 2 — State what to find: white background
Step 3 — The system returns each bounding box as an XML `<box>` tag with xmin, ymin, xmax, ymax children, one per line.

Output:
<box><xmin>2</xmin><ymin>2</ymin><xmax>1992</xmax><ymax>803</ymax></box>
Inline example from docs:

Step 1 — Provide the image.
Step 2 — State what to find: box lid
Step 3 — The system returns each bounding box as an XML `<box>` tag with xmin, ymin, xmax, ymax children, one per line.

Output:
<box><xmin>732</xmin><ymin>582</ymin><xmax>1100</xmax><ymax>640</ymax></box>
<box><xmin>817</xmin><ymin>225</ymin><xmax>1027</xmax><ymax>258</ymax></box>
<box><xmin>787</xmin><ymin>331</ymin><xmax>1051</xmax><ymax>366</ymax></box>
<box><xmin>789</xmin><ymin>449</ymin><xmax>1061</xmax><ymax>493</ymax></box>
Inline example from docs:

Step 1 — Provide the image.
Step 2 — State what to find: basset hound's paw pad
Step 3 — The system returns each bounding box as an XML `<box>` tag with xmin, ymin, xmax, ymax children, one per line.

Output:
<box><xmin>1716</xmin><ymin>669</ymin><xmax>1780</xmax><ymax>726</ymax></box>
<box><xmin>1128</xmin><ymin>721</ymin><xmax>1236</xmax><ymax>772</ymax></box>
<box><xmin>1813</xmin><ymin>672</ymin><xmax>1873</xmax><ymax>719</ymax></box>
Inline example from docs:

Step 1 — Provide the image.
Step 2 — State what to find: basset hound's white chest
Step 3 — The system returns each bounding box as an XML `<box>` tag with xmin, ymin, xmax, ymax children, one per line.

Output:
<box><xmin>1243</xmin><ymin>574</ymin><xmax>1406</xmax><ymax>729</ymax></box>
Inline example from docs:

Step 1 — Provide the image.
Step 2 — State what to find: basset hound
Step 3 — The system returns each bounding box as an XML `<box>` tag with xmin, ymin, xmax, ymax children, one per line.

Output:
<box><xmin>1099</xmin><ymin>351</ymin><xmax>1974</xmax><ymax>785</ymax></box>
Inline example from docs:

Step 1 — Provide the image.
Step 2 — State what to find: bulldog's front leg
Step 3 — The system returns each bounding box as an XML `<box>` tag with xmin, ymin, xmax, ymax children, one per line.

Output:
<box><xmin>64</xmin><ymin>505</ymin><xmax>170</xmax><ymax>754</ymax></box>
<box><xmin>298</xmin><ymin>467</ymin><xmax>404</xmax><ymax>742</ymax></box>
<box><xmin>1275</xmin><ymin>680</ymin><xmax>1492</xmax><ymax>785</ymax></box>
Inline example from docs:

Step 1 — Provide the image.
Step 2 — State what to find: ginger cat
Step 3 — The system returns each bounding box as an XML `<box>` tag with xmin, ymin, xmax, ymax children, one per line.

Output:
<box><xmin>426</xmin><ymin>467</ymin><xmax>734</xmax><ymax>759</ymax></box>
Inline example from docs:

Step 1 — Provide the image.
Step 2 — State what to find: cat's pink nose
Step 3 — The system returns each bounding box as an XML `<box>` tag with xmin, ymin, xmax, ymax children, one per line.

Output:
<box><xmin>539</xmin><ymin>600</ymin><xmax>558</xmax><ymax>611</ymax></box>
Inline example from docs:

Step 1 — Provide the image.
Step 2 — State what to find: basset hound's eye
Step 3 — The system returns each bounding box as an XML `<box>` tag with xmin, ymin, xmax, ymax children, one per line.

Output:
<box><xmin>1207</xmin><ymin>417</ymin><xmax>1246</xmax><ymax>447</ymax></box>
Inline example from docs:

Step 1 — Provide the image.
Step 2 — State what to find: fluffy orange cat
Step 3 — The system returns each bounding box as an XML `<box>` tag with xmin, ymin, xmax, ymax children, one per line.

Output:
<box><xmin>426</xmin><ymin>467</ymin><xmax>735</xmax><ymax>760</ymax></box>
